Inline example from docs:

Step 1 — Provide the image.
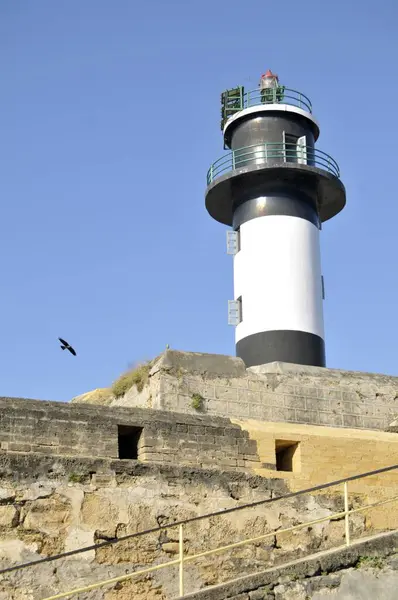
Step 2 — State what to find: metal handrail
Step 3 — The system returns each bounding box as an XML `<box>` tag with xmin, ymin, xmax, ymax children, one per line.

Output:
<box><xmin>222</xmin><ymin>87</ymin><xmax>312</xmax><ymax>117</ymax></box>
<box><xmin>38</xmin><ymin>466</ymin><xmax>398</xmax><ymax>599</ymax></box>
<box><xmin>1</xmin><ymin>464</ymin><xmax>396</xmax><ymax>599</ymax></box>
<box><xmin>244</xmin><ymin>87</ymin><xmax>312</xmax><ymax>113</ymax></box>
<box><xmin>207</xmin><ymin>142</ymin><xmax>340</xmax><ymax>185</ymax></box>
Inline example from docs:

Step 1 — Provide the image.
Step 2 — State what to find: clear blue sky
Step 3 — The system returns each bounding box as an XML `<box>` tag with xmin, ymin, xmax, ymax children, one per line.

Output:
<box><xmin>0</xmin><ymin>0</ymin><xmax>397</xmax><ymax>402</ymax></box>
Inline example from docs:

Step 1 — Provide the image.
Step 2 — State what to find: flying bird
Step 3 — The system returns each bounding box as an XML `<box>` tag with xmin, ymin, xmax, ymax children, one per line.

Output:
<box><xmin>58</xmin><ymin>337</ymin><xmax>77</xmax><ymax>356</ymax></box>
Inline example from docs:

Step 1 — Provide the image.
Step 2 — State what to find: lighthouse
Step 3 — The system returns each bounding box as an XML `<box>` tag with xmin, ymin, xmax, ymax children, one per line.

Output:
<box><xmin>205</xmin><ymin>70</ymin><xmax>346</xmax><ymax>368</ymax></box>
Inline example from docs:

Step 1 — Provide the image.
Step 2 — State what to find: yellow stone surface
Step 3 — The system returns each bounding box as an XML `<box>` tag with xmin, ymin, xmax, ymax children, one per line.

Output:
<box><xmin>233</xmin><ymin>418</ymin><xmax>398</xmax><ymax>530</ymax></box>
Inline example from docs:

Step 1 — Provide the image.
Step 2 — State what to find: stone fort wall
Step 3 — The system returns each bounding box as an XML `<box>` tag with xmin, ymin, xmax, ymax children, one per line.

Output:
<box><xmin>0</xmin><ymin>396</ymin><xmax>260</xmax><ymax>472</ymax></box>
<box><xmin>0</xmin><ymin>350</ymin><xmax>397</xmax><ymax>599</ymax></box>
<box><xmin>0</xmin><ymin>451</ymin><xmax>381</xmax><ymax>600</ymax></box>
<box><xmin>107</xmin><ymin>351</ymin><xmax>398</xmax><ymax>432</ymax></box>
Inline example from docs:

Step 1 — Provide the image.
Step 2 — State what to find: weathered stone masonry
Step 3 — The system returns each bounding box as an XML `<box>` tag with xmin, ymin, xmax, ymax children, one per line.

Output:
<box><xmin>0</xmin><ymin>452</ymin><xmax>373</xmax><ymax>600</ymax></box>
<box><xmin>109</xmin><ymin>351</ymin><xmax>398</xmax><ymax>432</ymax></box>
<box><xmin>0</xmin><ymin>397</ymin><xmax>260</xmax><ymax>471</ymax></box>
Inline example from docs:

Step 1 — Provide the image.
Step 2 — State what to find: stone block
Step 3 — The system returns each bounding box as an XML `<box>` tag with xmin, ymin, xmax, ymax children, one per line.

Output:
<box><xmin>222</xmin><ymin>440</ymin><xmax>241</xmax><ymax>453</ymax></box>
<box><xmin>261</xmin><ymin>462</ymin><xmax>277</xmax><ymax>470</ymax></box>
<box><xmin>261</xmin><ymin>393</ymin><xmax>284</xmax><ymax>406</ymax></box>
<box><xmin>317</xmin><ymin>388</ymin><xmax>342</xmax><ymax>400</ymax></box>
<box><xmin>171</xmin><ymin>376</ymin><xmax>191</xmax><ymax>395</ymax></box>
<box><xmin>227</xmin><ymin>402</ymin><xmax>249</xmax><ymax>417</ymax></box>
<box><xmin>244</xmin><ymin>460</ymin><xmax>261</xmax><ymax>468</ymax></box>
<box><xmin>199</xmin><ymin>443</ymin><xmax>218</xmax><ymax>452</ymax></box>
<box><xmin>140</xmin><ymin>435</ymin><xmax>160</xmax><ymax>448</ymax></box>
<box><xmin>295</xmin><ymin>409</ymin><xmax>319</xmax><ymax>424</ymax></box>
<box><xmin>197</xmin><ymin>435</ymin><xmax>217</xmax><ymax>446</ymax></box>
<box><xmin>373</xmin><ymin>404</ymin><xmax>396</xmax><ymax>416</ymax></box>
<box><xmin>237</xmin><ymin>442</ymin><xmax>257</xmax><ymax>455</ymax></box>
<box><xmin>188</xmin><ymin>425</ymin><xmax>207</xmax><ymax>435</ymax></box>
<box><xmin>207</xmin><ymin>399</ymin><xmax>229</xmax><ymax>413</ymax></box>
<box><xmin>220</xmin><ymin>458</ymin><xmax>237</xmax><ymax>467</ymax></box>
<box><xmin>277</xmin><ymin>383</ymin><xmax>296</xmax><ymax>395</ymax></box>
<box><xmin>306</xmin><ymin>397</ymin><xmax>330</xmax><ymax>411</ymax></box>
<box><xmin>0</xmin><ymin>506</ymin><xmax>19</xmax><ymax>528</ymax></box>
<box><xmin>342</xmin><ymin>414</ymin><xmax>364</xmax><ymax>428</ymax></box>
<box><xmin>213</xmin><ymin>449</ymin><xmax>227</xmax><ymax>459</ymax></box>
<box><xmin>342</xmin><ymin>391</ymin><xmax>358</xmax><ymax>402</ymax></box>
<box><xmin>0</xmin><ymin>487</ymin><xmax>16</xmax><ymax>502</ymax></box>
<box><xmin>362</xmin><ymin>416</ymin><xmax>386</xmax><ymax>430</ymax></box>
<box><xmin>159</xmin><ymin>377</ymin><xmax>179</xmax><ymax>394</ymax></box>
<box><xmin>344</xmin><ymin>402</ymin><xmax>374</xmax><ymax>416</ymax></box>
<box><xmin>177</xmin><ymin>395</ymin><xmax>192</xmax><ymax>410</ymax></box>
<box><xmin>162</xmin><ymin>542</ymin><xmax>180</xmax><ymax>554</ymax></box>
<box><xmin>179</xmin><ymin>439</ymin><xmax>199</xmax><ymax>449</ymax></box>
<box><xmin>91</xmin><ymin>473</ymin><xmax>116</xmax><ymax>487</ymax></box>
<box><xmin>198</xmin><ymin>382</ymin><xmax>217</xmax><ymax>399</ymax></box>
<box><xmin>328</xmin><ymin>397</ymin><xmax>344</xmax><ymax>412</ymax></box>
<box><xmin>238</xmin><ymin>389</ymin><xmax>261</xmax><ymax>403</ymax></box>
<box><xmin>247</xmin><ymin>379</ymin><xmax>268</xmax><ymax>391</ymax></box>
<box><xmin>8</xmin><ymin>443</ymin><xmax>32</xmax><ymax>452</ymax></box>
<box><xmin>284</xmin><ymin>395</ymin><xmax>306</xmax><ymax>410</ymax></box>
<box><xmin>260</xmin><ymin>407</ymin><xmax>276</xmax><ymax>420</ymax></box>
<box><xmin>159</xmin><ymin>393</ymin><xmax>179</xmax><ymax>410</ymax></box>
<box><xmin>318</xmin><ymin>411</ymin><xmax>343</xmax><ymax>427</ymax></box>
<box><xmin>207</xmin><ymin>426</ymin><xmax>226</xmax><ymax>436</ymax></box>
<box><xmin>151</xmin><ymin>349</ymin><xmax>247</xmax><ymax>378</ymax></box>
<box><xmin>215</xmin><ymin>386</ymin><xmax>239</xmax><ymax>402</ymax></box>
<box><xmin>295</xmin><ymin>386</ymin><xmax>318</xmax><ymax>398</ymax></box>
<box><xmin>163</xmin><ymin>433</ymin><xmax>182</xmax><ymax>448</ymax></box>
<box><xmin>176</xmin><ymin>423</ymin><xmax>188</xmax><ymax>433</ymax></box>
<box><xmin>272</xmin><ymin>407</ymin><xmax>297</xmax><ymax>422</ymax></box>
<box><xmin>139</xmin><ymin>452</ymin><xmax>165</xmax><ymax>462</ymax></box>
<box><xmin>200</xmin><ymin>459</ymin><xmax>218</xmax><ymax>469</ymax></box>
<box><xmin>229</xmin><ymin>427</ymin><xmax>248</xmax><ymax>438</ymax></box>
<box><xmin>248</xmin><ymin>404</ymin><xmax>266</xmax><ymax>419</ymax></box>
<box><xmin>250</xmin><ymin>588</ymin><xmax>272</xmax><ymax>600</ymax></box>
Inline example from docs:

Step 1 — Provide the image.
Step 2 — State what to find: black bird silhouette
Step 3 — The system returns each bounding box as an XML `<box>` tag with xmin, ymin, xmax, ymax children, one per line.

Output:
<box><xmin>58</xmin><ymin>337</ymin><xmax>77</xmax><ymax>356</ymax></box>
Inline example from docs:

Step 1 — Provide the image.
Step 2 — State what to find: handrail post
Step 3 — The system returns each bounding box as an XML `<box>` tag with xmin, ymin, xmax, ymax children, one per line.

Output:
<box><xmin>232</xmin><ymin>150</ymin><xmax>235</xmax><ymax>170</ymax></box>
<box><xmin>344</xmin><ymin>481</ymin><xmax>350</xmax><ymax>547</ymax></box>
<box><xmin>179</xmin><ymin>524</ymin><xmax>184</xmax><ymax>596</ymax></box>
<box><xmin>210</xmin><ymin>164</ymin><xmax>213</xmax><ymax>183</ymax></box>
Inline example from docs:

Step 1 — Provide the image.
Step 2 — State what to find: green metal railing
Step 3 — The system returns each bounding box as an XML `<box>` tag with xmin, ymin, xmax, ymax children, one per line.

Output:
<box><xmin>207</xmin><ymin>142</ymin><xmax>340</xmax><ymax>185</ymax></box>
<box><xmin>221</xmin><ymin>87</ymin><xmax>313</xmax><ymax>130</ymax></box>
<box><xmin>246</xmin><ymin>87</ymin><xmax>312</xmax><ymax>112</ymax></box>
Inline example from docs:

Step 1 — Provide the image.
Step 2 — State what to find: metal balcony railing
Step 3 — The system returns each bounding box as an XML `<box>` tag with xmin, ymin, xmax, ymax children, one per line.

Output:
<box><xmin>207</xmin><ymin>142</ymin><xmax>340</xmax><ymax>185</ymax></box>
<box><xmin>220</xmin><ymin>87</ymin><xmax>313</xmax><ymax>131</ymax></box>
<box><xmin>245</xmin><ymin>87</ymin><xmax>312</xmax><ymax>112</ymax></box>
<box><xmin>3</xmin><ymin>464</ymin><xmax>398</xmax><ymax>599</ymax></box>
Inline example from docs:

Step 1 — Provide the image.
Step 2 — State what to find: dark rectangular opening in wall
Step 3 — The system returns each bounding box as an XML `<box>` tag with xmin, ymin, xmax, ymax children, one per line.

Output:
<box><xmin>275</xmin><ymin>439</ymin><xmax>300</xmax><ymax>472</ymax></box>
<box><xmin>118</xmin><ymin>426</ymin><xmax>143</xmax><ymax>459</ymax></box>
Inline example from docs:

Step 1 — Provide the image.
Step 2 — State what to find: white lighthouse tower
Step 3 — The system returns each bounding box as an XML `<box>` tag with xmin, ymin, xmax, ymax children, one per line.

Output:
<box><xmin>205</xmin><ymin>70</ymin><xmax>346</xmax><ymax>368</ymax></box>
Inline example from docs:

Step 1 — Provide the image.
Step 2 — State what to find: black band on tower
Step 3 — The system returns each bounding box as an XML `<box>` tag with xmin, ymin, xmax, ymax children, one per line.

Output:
<box><xmin>232</xmin><ymin>194</ymin><xmax>320</xmax><ymax>230</ymax></box>
<box><xmin>236</xmin><ymin>330</ymin><xmax>326</xmax><ymax>368</ymax></box>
